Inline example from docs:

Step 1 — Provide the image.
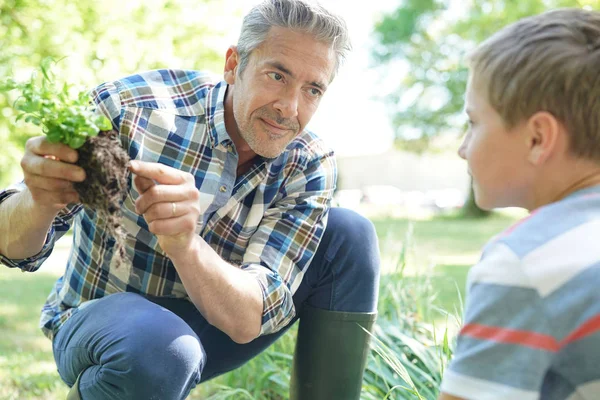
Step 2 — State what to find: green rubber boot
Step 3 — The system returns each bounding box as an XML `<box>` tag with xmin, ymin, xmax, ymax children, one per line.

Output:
<box><xmin>290</xmin><ymin>305</ymin><xmax>377</xmax><ymax>400</ymax></box>
<box><xmin>66</xmin><ymin>372</ymin><xmax>82</xmax><ymax>400</ymax></box>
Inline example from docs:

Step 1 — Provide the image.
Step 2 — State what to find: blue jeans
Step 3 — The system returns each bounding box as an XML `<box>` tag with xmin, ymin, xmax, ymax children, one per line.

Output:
<box><xmin>52</xmin><ymin>208</ymin><xmax>380</xmax><ymax>399</ymax></box>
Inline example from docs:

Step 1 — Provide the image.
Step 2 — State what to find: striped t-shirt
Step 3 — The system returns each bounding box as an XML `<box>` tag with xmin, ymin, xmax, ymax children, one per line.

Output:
<box><xmin>441</xmin><ymin>184</ymin><xmax>600</xmax><ymax>400</ymax></box>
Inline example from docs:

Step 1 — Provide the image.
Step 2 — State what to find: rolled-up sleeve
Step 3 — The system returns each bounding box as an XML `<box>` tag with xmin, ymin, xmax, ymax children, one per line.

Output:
<box><xmin>241</xmin><ymin>150</ymin><xmax>336</xmax><ymax>336</ymax></box>
<box><xmin>0</xmin><ymin>183</ymin><xmax>82</xmax><ymax>271</ymax></box>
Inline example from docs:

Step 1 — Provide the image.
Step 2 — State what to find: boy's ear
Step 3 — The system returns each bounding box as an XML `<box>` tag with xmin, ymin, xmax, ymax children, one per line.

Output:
<box><xmin>224</xmin><ymin>46</ymin><xmax>239</xmax><ymax>85</ymax></box>
<box><xmin>526</xmin><ymin>111</ymin><xmax>560</xmax><ymax>166</ymax></box>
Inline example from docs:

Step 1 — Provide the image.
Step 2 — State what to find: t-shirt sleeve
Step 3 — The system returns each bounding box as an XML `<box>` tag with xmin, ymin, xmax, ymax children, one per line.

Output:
<box><xmin>440</xmin><ymin>242</ymin><xmax>556</xmax><ymax>400</ymax></box>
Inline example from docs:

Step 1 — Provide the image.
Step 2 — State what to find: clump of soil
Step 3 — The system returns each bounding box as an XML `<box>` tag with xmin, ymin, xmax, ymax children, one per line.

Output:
<box><xmin>74</xmin><ymin>130</ymin><xmax>130</xmax><ymax>262</ymax></box>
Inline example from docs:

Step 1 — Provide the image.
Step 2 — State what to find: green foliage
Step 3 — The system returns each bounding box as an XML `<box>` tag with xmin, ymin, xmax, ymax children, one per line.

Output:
<box><xmin>196</xmin><ymin>332</ymin><xmax>293</xmax><ymax>399</ymax></box>
<box><xmin>1</xmin><ymin>58</ymin><xmax>112</xmax><ymax>149</ymax></box>
<box><xmin>362</xmin><ymin>277</ymin><xmax>455</xmax><ymax>399</ymax></box>
<box><xmin>0</xmin><ymin>0</ymin><xmax>238</xmax><ymax>186</ymax></box>
<box><xmin>374</xmin><ymin>0</ymin><xmax>445</xmax><ymax>60</ymax></box>
<box><xmin>0</xmin><ymin>265</ymin><xmax>70</xmax><ymax>399</ymax></box>
<box><xmin>361</xmin><ymin>222</ymin><xmax>455</xmax><ymax>400</ymax></box>
<box><xmin>373</xmin><ymin>0</ymin><xmax>600</xmax><ymax>147</ymax></box>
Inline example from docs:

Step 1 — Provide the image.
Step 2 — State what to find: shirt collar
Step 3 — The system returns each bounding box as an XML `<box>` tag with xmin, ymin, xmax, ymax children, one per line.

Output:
<box><xmin>565</xmin><ymin>183</ymin><xmax>600</xmax><ymax>200</ymax></box>
<box><xmin>206</xmin><ymin>80</ymin><xmax>232</xmax><ymax>148</ymax></box>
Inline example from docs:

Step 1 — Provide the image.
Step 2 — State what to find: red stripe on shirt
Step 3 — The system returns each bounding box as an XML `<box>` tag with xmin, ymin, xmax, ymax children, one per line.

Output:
<box><xmin>499</xmin><ymin>210</ymin><xmax>539</xmax><ymax>238</ymax></box>
<box><xmin>561</xmin><ymin>314</ymin><xmax>600</xmax><ymax>346</ymax></box>
<box><xmin>460</xmin><ymin>323</ymin><xmax>560</xmax><ymax>352</ymax></box>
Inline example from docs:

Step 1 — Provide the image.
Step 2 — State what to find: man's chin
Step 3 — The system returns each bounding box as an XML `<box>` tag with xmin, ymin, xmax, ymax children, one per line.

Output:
<box><xmin>254</xmin><ymin>147</ymin><xmax>286</xmax><ymax>159</ymax></box>
<box><xmin>249</xmin><ymin>138</ymin><xmax>290</xmax><ymax>159</ymax></box>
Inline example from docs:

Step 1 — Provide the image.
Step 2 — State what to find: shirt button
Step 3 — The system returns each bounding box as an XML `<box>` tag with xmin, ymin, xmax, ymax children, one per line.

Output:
<box><xmin>219</xmin><ymin>185</ymin><xmax>227</xmax><ymax>193</ymax></box>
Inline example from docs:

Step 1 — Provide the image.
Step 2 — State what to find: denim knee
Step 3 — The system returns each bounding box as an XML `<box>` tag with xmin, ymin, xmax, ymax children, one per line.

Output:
<box><xmin>326</xmin><ymin>208</ymin><xmax>381</xmax><ymax>284</ymax></box>
<box><xmin>317</xmin><ymin>208</ymin><xmax>381</xmax><ymax>312</ymax></box>
<box><xmin>82</xmin><ymin>298</ymin><xmax>205</xmax><ymax>399</ymax></box>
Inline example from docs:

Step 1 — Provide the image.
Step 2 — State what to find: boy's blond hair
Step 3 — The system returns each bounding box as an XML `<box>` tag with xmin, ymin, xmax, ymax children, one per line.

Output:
<box><xmin>469</xmin><ymin>8</ymin><xmax>600</xmax><ymax>159</ymax></box>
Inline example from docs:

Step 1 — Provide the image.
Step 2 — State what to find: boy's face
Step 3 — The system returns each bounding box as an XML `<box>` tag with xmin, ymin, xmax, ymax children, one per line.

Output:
<box><xmin>225</xmin><ymin>27</ymin><xmax>335</xmax><ymax>158</ymax></box>
<box><xmin>458</xmin><ymin>74</ymin><xmax>535</xmax><ymax>210</ymax></box>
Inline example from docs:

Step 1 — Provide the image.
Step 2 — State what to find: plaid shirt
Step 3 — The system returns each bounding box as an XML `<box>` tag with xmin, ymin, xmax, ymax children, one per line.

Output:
<box><xmin>0</xmin><ymin>69</ymin><xmax>336</xmax><ymax>340</ymax></box>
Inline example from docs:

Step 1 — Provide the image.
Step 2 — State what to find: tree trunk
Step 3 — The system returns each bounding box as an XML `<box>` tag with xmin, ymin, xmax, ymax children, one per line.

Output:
<box><xmin>461</xmin><ymin>178</ymin><xmax>491</xmax><ymax>218</ymax></box>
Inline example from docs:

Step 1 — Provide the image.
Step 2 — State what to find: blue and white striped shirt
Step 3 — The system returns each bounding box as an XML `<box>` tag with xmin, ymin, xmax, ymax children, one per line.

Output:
<box><xmin>442</xmin><ymin>185</ymin><xmax>600</xmax><ymax>399</ymax></box>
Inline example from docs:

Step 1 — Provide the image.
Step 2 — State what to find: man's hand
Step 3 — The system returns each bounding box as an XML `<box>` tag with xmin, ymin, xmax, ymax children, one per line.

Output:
<box><xmin>129</xmin><ymin>160</ymin><xmax>262</xmax><ymax>343</ymax></box>
<box><xmin>21</xmin><ymin>136</ymin><xmax>85</xmax><ymax>211</ymax></box>
<box><xmin>0</xmin><ymin>136</ymin><xmax>84</xmax><ymax>259</ymax></box>
<box><xmin>128</xmin><ymin>160</ymin><xmax>201</xmax><ymax>256</ymax></box>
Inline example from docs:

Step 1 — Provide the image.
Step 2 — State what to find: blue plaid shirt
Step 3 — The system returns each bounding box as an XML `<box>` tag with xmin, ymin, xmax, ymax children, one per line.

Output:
<box><xmin>0</xmin><ymin>69</ymin><xmax>336</xmax><ymax>340</ymax></box>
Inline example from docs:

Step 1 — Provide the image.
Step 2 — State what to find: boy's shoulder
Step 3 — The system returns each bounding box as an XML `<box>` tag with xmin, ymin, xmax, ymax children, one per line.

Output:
<box><xmin>473</xmin><ymin>186</ymin><xmax>600</xmax><ymax>298</ymax></box>
<box><xmin>491</xmin><ymin>186</ymin><xmax>600</xmax><ymax>260</ymax></box>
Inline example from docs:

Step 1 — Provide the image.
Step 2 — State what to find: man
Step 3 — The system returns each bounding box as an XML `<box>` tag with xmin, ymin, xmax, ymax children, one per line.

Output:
<box><xmin>0</xmin><ymin>0</ymin><xmax>380</xmax><ymax>399</ymax></box>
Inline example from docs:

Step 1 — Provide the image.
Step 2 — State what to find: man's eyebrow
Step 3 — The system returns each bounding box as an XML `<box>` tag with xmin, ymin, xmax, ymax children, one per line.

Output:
<box><xmin>267</xmin><ymin>61</ymin><xmax>293</xmax><ymax>77</ymax></box>
<box><xmin>266</xmin><ymin>61</ymin><xmax>328</xmax><ymax>91</ymax></box>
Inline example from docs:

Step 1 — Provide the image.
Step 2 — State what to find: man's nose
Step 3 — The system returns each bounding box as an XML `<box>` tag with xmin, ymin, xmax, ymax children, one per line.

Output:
<box><xmin>274</xmin><ymin>87</ymin><xmax>299</xmax><ymax>119</ymax></box>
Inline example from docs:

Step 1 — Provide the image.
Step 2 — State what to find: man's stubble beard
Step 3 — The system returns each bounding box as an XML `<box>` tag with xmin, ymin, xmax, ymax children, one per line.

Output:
<box><xmin>237</xmin><ymin>106</ymin><xmax>300</xmax><ymax>159</ymax></box>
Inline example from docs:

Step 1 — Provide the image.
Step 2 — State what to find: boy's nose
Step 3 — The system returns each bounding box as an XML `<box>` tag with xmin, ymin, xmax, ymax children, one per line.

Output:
<box><xmin>457</xmin><ymin>133</ymin><xmax>469</xmax><ymax>160</ymax></box>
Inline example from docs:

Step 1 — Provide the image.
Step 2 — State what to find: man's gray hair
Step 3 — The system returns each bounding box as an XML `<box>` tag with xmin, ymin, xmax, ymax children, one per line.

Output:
<box><xmin>236</xmin><ymin>0</ymin><xmax>351</xmax><ymax>80</ymax></box>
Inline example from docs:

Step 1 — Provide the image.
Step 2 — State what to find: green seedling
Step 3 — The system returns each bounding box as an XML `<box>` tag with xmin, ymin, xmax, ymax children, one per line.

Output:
<box><xmin>0</xmin><ymin>58</ymin><xmax>112</xmax><ymax>149</ymax></box>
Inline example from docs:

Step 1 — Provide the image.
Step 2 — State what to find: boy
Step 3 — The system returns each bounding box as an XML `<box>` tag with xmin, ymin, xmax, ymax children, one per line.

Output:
<box><xmin>439</xmin><ymin>8</ymin><xmax>600</xmax><ymax>400</ymax></box>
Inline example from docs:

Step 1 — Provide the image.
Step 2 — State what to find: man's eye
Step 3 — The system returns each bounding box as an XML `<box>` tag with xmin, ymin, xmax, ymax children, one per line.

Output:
<box><xmin>308</xmin><ymin>88</ymin><xmax>322</xmax><ymax>98</ymax></box>
<box><xmin>268</xmin><ymin>72</ymin><xmax>283</xmax><ymax>81</ymax></box>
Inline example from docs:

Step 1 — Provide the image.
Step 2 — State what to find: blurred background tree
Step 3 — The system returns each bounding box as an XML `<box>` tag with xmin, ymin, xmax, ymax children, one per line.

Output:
<box><xmin>0</xmin><ymin>0</ymin><xmax>243</xmax><ymax>187</ymax></box>
<box><xmin>372</xmin><ymin>0</ymin><xmax>600</xmax><ymax>217</ymax></box>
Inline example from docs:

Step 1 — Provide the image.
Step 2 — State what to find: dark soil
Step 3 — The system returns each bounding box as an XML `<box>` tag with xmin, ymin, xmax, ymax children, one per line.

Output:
<box><xmin>74</xmin><ymin>130</ymin><xmax>130</xmax><ymax>263</ymax></box>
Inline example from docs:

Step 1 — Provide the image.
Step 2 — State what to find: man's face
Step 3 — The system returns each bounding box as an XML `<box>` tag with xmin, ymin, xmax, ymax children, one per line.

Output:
<box><xmin>458</xmin><ymin>74</ymin><xmax>534</xmax><ymax>210</ymax></box>
<box><xmin>225</xmin><ymin>26</ymin><xmax>336</xmax><ymax>158</ymax></box>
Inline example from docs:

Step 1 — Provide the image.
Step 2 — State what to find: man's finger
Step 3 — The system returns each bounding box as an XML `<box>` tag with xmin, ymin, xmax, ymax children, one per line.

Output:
<box><xmin>141</xmin><ymin>201</ymin><xmax>186</xmax><ymax>223</ymax></box>
<box><xmin>26</xmin><ymin>156</ymin><xmax>86</xmax><ymax>182</ymax></box>
<box><xmin>147</xmin><ymin>215</ymin><xmax>196</xmax><ymax>236</ymax></box>
<box><xmin>30</xmin><ymin>188</ymin><xmax>80</xmax><ymax>206</ymax></box>
<box><xmin>134</xmin><ymin>184</ymin><xmax>195</xmax><ymax>215</ymax></box>
<box><xmin>24</xmin><ymin>174</ymin><xmax>76</xmax><ymax>191</ymax></box>
<box><xmin>26</xmin><ymin>136</ymin><xmax>79</xmax><ymax>164</ymax></box>
<box><xmin>134</xmin><ymin>175</ymin><xmax>155</xmax><ymax>194</ymax></box>
<box><xmin>128</xmin><ymin>160</ymin><xmax>186</xmax><ymax>185</ymax></box>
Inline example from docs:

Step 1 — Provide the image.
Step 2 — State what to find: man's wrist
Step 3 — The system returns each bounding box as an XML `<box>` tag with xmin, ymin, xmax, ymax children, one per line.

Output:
<box><xmin>165</xmin><ymin>235</ymin><xmax>204</xmax><ymax>266</ymax></box>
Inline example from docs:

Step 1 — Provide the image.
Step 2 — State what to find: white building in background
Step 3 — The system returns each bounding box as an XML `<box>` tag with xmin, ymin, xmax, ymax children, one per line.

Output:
<box><xmin>335</xmin><ymin>149</ymin><xmax>470</xmax><ymax>213</ymax></box>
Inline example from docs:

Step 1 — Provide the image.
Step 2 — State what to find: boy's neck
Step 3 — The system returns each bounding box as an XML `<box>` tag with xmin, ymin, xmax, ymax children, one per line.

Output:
<box><xmin>551</xmin><ymin>171</ymin><xmax>600</xmax><ymax>202</ymax></box>
<box><xmin>532</xmin><ymin>160</ymin><xmax>600</xmax><ymax>210</ymax></box>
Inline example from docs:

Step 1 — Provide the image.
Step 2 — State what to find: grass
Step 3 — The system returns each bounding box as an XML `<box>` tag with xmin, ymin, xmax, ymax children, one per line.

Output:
<box><xmin>0</xmin><ymin>270</ymin><xmax>69</xmax><ymax>400</ymax></box>
<box><xmin>375</xmin><ymin>212</ymin><xmax>520</xmax><ymax>319</ymax></box>
<box><xmin>375</xmin><ymin>211</ymin><xmax>520</xmax><ymax>264</ymax></box>
<box><xmin>0</xmin><ymin>212</ymin><xmax>519</xmax><ymax>399</ymax></box>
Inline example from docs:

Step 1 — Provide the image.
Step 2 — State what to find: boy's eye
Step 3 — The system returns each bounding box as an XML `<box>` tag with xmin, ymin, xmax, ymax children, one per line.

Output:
<box><xmin>268</xmin><ymin>72</ymin><xmax>283</xmax><ymax>81</ymax></box>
